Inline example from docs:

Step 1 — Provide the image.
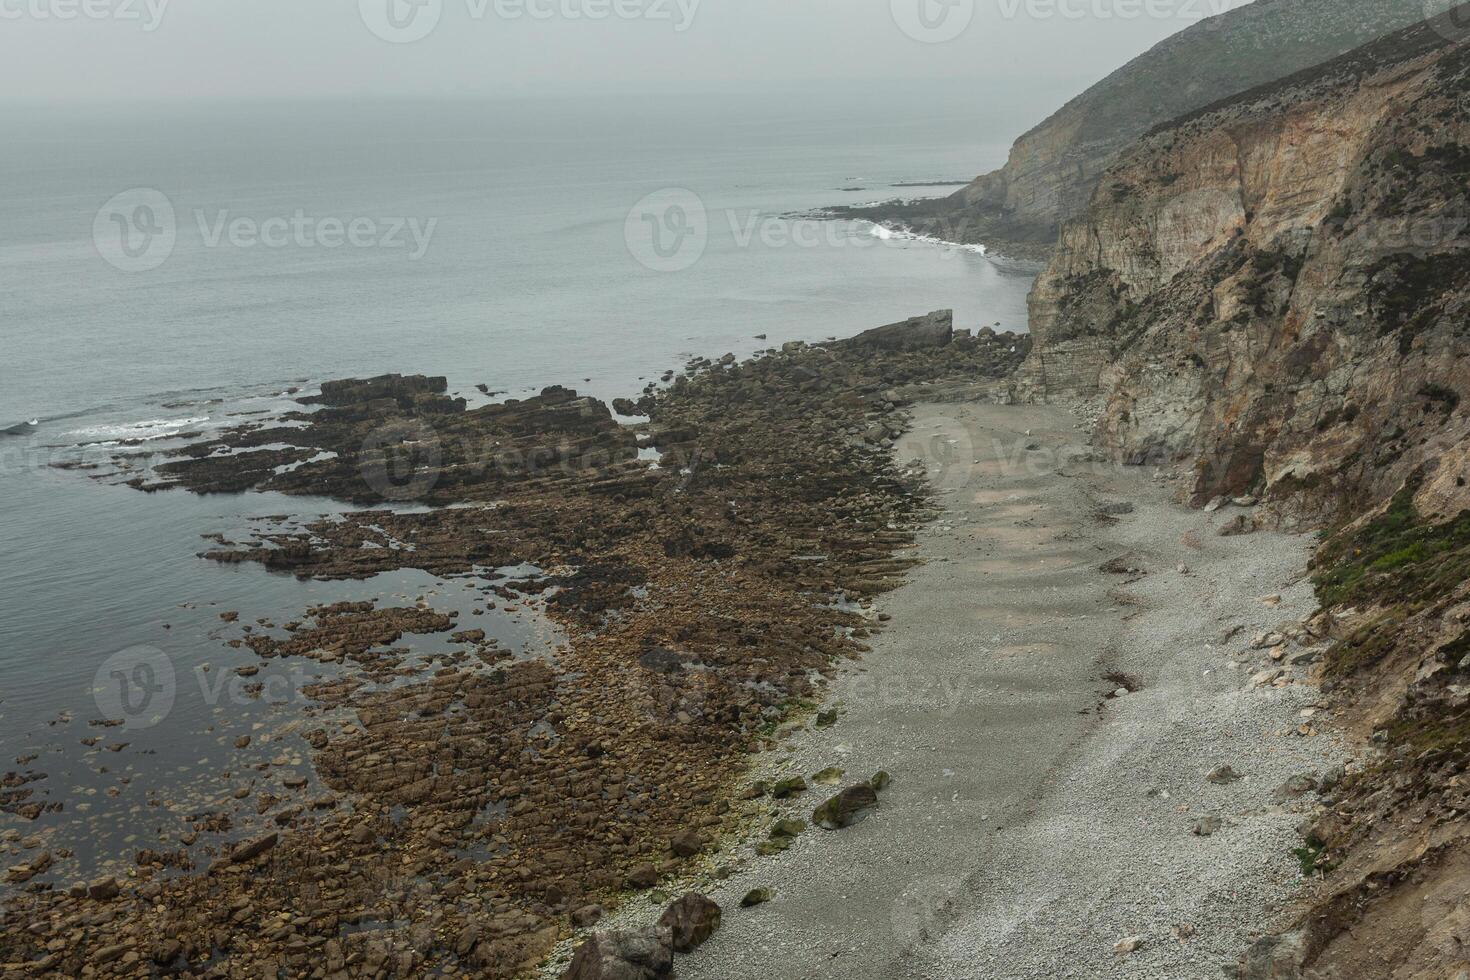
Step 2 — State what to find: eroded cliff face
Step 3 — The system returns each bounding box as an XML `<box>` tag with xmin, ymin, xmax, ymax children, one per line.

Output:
<box><xmin>1027</xmin><ymin>17</ymin><xmax>1470</xmax><ymax>526</ymax></box>
<box><xmin>839</xmin><ymin>0</ymin><xmax>1436</xmax><ymax>258</ymax></box>
<box><xmin>1026</xmin><ymin>19</ymin><xmax>1470</xmax><ymax>979</ymax></box>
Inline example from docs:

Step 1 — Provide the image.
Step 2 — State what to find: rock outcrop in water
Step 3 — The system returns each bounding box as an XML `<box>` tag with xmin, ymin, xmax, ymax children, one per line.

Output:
<box><xmin>835</xmin><ymin>0</ymin><xmax>1438</xmax><ymax>259</ymax></box>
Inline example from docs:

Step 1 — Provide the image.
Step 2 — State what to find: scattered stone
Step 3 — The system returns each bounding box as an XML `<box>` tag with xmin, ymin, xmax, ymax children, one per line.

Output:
<box><xmin>869</xmin><ymin>770</ymin><xmax>892</xmax><ymax>792</ymax></box>
<box><xmin>668</xmin><ymin>830</ymin><xmax>705</xmax><ymax>858</ymax></box>
<box><xmin>769</xmin><ymin>777</ymin><xmax>807</xmax><ymax>800</ymax></box>
<box><xmin>572</xmin><ymin>905</ymin><xmax>605</xmax><ymax>928</ymax></box>
<box><xmin>1207</xmin><ymin>765</ymin><xmax>1244</xmax><ymax>785</ymax></box>
<box><xmin>813</xmin><ymin>784</ymin><xmax>879</xmax><ymax>830</ymax></box>
<box><xmin>740</xmin><ymin>888</ymin><xmax>774</xmax><ymax>908</ymax></box>
<box><xmin>1252</xmin><ymin>631</ymin><xmax>1287</xmax><ymax>650</ymax></box>
<box><xmin>562</xmin><ymin>927</ymin><xmax>673</xmax><ymax>980</ymax></box>
<box><xmin>811</xmin><ymin>766</ymin><xmax>844</xmax><ymax>786</ymax></box>
<box><xmin>770</xmin><ymin>818</ymin><xmax>807</xmax><ymax>839</ymax></box>
<box><xmin>1275</xmin><ymin>774</ymin><xmax>1319</xmax><ymax>801</ymax></box>
<box><xmin>1192</xmin><ymin>816</ymin><xmax>1223</xmax><ymax>837</ymax></box>
<box><xmin>87</xmin><ymin>876</ymin><xmax>121</xmax><ymax>901</ymax></box>
<box><xmin>657</xmin><ymin>893</ymin><xmax>721</xmax><ymax>953</ymax></box>
<box><xmin>624</xmin><ymin>863</ymin><xmax>659</xmax><ymax>890</ymax></box>
<box><xmin>1114</xmin><ymin>935</ymin><xmax>1145</xmax><ymax>955</ymax></box>
<box><xmin>228</xmin><ymin>833</ymin><xmax>278</xmax><ymax>864</ymax></box>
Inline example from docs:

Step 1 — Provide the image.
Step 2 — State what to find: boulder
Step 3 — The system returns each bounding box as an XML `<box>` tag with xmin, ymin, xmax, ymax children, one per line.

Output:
<box><xmin>657</xmin><ymin>893</ymin><xmax>722</xmax><ymax>953</ymax></box>
<box><xmin>561</xmin><ymin>927</ymin><xmax>673</xmax><ymax>980</ymax></box>
<box><xmin>624</xmin><ymin>863</ymin><xmax>658</xmax><ymax>890</ymax></box>
<box><xmin>740</xmin><ymin>888</ymin><xmax>774</xmax><ymax>908</ymax></box>
<box><xmin>668</xmin><ymin>830</ymin><xmax>704</xmax><ymax>858</ymax></box>
<box><xmin>571</xmin><ymin>905</ymin><xmax>605</xmax><ymax>928</ymax></box>
<box><xmin>813</xmin><ymin>784</ymin><xmax>879</xmax><ymax>830</ymax></box>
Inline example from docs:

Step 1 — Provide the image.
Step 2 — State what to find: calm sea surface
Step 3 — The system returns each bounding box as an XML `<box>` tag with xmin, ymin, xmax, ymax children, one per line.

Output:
<box><xmin>0</xmin><ymin>88</ymin><xmax>1044</xmax><ymax>881</ymax></box>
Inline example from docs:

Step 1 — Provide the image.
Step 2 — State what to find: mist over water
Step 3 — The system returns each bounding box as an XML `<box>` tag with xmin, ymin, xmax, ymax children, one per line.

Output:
<box><xmin>2</xmin><ymin>90</ymin><xmax>1049</xmax><ymax>423</ymax></box>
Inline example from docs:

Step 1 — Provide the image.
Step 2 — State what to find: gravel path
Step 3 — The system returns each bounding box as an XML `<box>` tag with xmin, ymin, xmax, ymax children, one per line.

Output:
<box><xmin>570</xmin><ymin>402</ymin><xmax>1343</xmax><ymax>980</ymax></box>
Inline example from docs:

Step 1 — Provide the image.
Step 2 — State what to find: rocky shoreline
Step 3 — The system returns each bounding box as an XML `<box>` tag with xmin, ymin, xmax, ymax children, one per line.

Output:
<box><xmin>2</xmin><ymin>313</ymin><xmax>1027</xmax><ymax>977</ymax></box>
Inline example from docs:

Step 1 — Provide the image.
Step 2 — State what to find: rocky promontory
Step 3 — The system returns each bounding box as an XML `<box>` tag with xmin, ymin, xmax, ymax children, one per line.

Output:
<box><xmin>834</xmin><ymin>0</ymin><xmax>1436</xmax><ymax>258</ymax></box>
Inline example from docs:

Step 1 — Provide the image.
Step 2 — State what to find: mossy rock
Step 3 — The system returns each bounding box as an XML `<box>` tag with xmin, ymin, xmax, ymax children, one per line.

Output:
<box><xmin>870</xmin><ymin>771</ymin><xmax>892</xmax><ymax>792</ymax></box>
<box><xmin>815</xmin><ymin>709</ymin><xmax>839</xmax><ymax>728</ymax></box>
<box><xmin>813</xmin><ymin>784</ymin><xmax>879</xmax><ymax>830</ymax></box>
<box><xmin>740</xmin><ymin>887</ymin><xmax>774</xmax><ymax>908</ymax></box>
<box><xmin>769</xmin><ymin>777</ymin><xmax>807</xmax><ymax>799</ymax></box>
<box><xmin>770</xmin><ymin>818</ymin><xmax>807</xmax><ymax>839</ymax></box>
<box><xmin>811</xmin><ymin>766</ymin><xmax>844</xmax><ymax>786</ymax></box>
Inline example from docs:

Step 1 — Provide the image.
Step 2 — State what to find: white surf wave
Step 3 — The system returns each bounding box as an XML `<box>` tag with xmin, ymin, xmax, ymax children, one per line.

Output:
<box><xmin>62</xmin><ymin>416</ymin><xmax>212</xmax><ymax>445</ymax></box>
<box><xmin>863</xmin><ymin>221</ymin><xmax>987</xmax><ymax>255</ymax></box>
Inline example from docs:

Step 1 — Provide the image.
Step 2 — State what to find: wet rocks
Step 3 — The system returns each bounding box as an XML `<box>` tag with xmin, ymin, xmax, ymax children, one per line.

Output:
<box><xmin>813</xmin><ymin>784</ymin><xmax>879</xmax><ymax>830</ymax></box>
<box><xmin>313</xmin><ymin>373</ymin><xmax>450</xmax><ymax>407</ymax></box>
<box><xmin>657</xmin><ymin>893</ymin><xmax>722</xmax><ymax>953</ymax></box>
<box><xmin>18</xmin><ymin>319</ymin><xmax>1035</xmax><ymax>976</ymax></box>
<box><xmin>227</xmin><ymin>832</ymin><xmax>278</xmax><ymax>865</ymax></box>
<box><xmin>86</xmin><ymin>876</ymin><xmax>121</xmax><ymax>900</ymax></box>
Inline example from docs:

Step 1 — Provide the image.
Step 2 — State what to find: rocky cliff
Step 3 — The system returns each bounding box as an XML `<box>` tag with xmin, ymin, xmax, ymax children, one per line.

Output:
<box><xmin>1024</xmin><ymin>13</ymin><xmax>1470</xmax><ymax>977</ymax></box>
<box><xmin>840</xmin><ymin>0</ymin><xmax>1439</xmax><ymax>259</ymax></box>
<box><xmin>1026</xmin><ymin>12</ymin><xmax>1470</xmax><ymax>526</ymax></box>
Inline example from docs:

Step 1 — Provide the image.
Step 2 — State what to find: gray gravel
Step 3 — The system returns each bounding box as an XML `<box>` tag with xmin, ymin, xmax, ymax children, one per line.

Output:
<box><xmin>554</xmin><ymin>403</ymin><xmax>1344</xmax><ymax>980</ymax></box>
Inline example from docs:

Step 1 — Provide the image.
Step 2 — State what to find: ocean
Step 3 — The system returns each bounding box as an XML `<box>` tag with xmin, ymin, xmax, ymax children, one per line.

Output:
<box><xmin>0</xmin><ymin>88</ymin><xmax>1041</xmax><ymax>880</ymax></box>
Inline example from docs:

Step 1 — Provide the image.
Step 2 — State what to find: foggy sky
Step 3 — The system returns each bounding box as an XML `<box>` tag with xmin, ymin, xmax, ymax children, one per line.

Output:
<box><xmin>0</xmin><ymin>0</ymin><xmax>1259</xmax><ymax>104</ymax></box>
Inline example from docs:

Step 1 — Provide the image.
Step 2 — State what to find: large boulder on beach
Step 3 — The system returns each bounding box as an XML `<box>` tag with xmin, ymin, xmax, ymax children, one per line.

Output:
<box><xmin>657</xmin><ymin>893</ymin><xmax>722</xmax><ymax>953</ymax></box>
<box><xmin>561</xmin><ymin>927</ymin><xmax>673</xmax><ymax>980</ymax></box>
<box><xmin>841</xmin><ymin>310</ymin><xmax>953</xmax><ymax>351</ymax></box>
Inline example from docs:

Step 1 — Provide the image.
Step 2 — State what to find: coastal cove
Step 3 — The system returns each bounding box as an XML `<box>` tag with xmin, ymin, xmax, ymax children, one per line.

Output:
<box><xmin>1</xmin><ymin>89</ymin><xmax>1040</xmax><ymax>919</ymax></box>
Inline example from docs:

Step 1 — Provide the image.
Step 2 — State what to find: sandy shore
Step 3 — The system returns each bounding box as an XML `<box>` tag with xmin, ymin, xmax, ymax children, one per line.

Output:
<box><xmin>651</xmin><ymin>401</ymin><xmax>1342</xmax><ymax>979</ymax></box>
